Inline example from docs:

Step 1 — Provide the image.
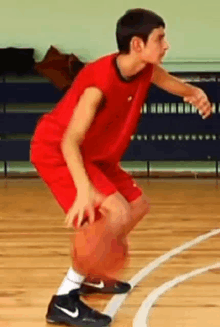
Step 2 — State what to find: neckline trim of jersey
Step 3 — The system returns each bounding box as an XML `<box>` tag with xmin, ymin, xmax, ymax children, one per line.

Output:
<box><xmin>112</xmin><ymin>53</ymin><xmax>149</xmax><ymax>84</ymax></box>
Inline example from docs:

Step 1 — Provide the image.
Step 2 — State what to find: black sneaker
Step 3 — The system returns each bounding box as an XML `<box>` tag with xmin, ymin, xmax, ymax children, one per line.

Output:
<box><xmin>79</xmin><ymin>277</ymin><xmax>131</xmax><ymax>295</ymax></box>
<box><xmin>46</xmin><ymin>290</ymin><xmax>112</xmax><ymax>326</ymax></box>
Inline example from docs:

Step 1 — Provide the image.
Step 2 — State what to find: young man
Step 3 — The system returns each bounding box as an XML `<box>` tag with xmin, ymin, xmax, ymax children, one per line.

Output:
<box><xmin>30</xmin><ymin>8</ymin><xmax>213</xmax><ymax>327</ymax></box>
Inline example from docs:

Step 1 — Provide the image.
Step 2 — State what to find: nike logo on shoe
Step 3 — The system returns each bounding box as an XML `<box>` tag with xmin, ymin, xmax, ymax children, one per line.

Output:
<box><xmin>55</xmin><ymin>305</ymin><xmax>79</xmax><ymax>318</ymax></box>
<box><xmin>83</xmin><ymin>280</ymin><xmax>105</xmax><ymax>289</ymax></box>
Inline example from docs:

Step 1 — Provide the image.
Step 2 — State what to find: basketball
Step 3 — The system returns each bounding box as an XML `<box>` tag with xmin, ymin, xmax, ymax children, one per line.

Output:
<box><xmin>71</xmin><ymin>210</ymin><xmax>129</xmax><ymax>279</ymax></box>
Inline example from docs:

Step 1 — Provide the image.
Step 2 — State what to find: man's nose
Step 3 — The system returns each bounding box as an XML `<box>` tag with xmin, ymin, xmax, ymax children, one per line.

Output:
<box><xmin>164</xmin><ymin>40</ymin><xmax>170</xmax><ymax>50</ymax></box>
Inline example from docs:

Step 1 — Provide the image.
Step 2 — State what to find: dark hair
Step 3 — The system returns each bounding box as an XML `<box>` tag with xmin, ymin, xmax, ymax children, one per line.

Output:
<box><xmin>116</xmin><ymin>8</ymin><xmax>165</xmax><ymax>54</ymax></box>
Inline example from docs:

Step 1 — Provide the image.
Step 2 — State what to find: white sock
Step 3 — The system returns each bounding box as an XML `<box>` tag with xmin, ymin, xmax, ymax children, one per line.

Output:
<box><xmin>56</xmin><ymin>268</ymin><xmax>85</xmax><ymax>295</ymax></box>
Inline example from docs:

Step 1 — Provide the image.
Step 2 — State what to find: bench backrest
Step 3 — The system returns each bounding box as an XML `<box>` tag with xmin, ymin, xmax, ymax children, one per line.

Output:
<box><xmin>1</xmin><ymin>73</ymin><xmax>220</xmax><ymax>162</ymax></box>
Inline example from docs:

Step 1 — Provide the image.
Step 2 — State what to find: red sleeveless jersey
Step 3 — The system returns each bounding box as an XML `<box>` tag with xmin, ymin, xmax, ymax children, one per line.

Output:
<box><xmin>31</xmin><ymin>52</ymin><xmax>154</xmax><ymax>165</ymax></box>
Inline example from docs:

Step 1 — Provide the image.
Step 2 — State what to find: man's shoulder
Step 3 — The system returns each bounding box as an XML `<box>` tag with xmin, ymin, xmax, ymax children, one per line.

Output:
<box><xmin>70</xmin><ymin>52</ymin><xmax>116</xmax><ymax>94</ymax></box>
<box><xmin>84</xmin><ymin>52</ymin><xmax>116</xmax><ymax>70</ymax></box>
<box><xmin>77</xmin><ymin>53</ymin><xmax>116</xmax><ymax>87</ymax></box>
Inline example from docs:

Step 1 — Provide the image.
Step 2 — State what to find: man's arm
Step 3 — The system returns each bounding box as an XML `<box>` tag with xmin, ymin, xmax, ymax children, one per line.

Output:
<box><xmin>152</xmin><ymin>65</ymin><xmax>213</xmax><ymax>119</ymax></box>
<box><xmin>61</xmin><ymin>87</ymin><xmax>104</xmax><ymax>191</ymax></box>
<box><xmin>152</xmin><ymin>65</ymin><xmax>196</xmax><ymax>97</ymax></box>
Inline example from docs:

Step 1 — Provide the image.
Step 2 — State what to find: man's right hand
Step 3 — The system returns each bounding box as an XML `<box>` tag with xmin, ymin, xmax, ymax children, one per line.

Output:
<box><xmin>65</xmin><ymin>183</ymin><xmax>94</xmax><ymax>229</ymax></box>
<box><xmin>65</xmin><ymin>183</ymin><xmax>108</xmax><ymax>229</ymax></box>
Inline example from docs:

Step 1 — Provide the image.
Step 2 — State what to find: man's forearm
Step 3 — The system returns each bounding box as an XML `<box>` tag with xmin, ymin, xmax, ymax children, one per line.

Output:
<box><xmin>61</xmin><ymin>138</ymin><xmax>91</xmax><ymax>191</ymax></box>
<box><xmin>159</xmin><ymin>74</ymin><xmax>197</xmax><ymax>98</ymax></box>
<box><xmin>152</xmin><ymin>65</ymin><xmax>213</xmax><ymax>119</ymax></box>
<box><xmin>152</xmin><ymin>65</ymin><xmax>198</xmax><ymax>98</ymax></box>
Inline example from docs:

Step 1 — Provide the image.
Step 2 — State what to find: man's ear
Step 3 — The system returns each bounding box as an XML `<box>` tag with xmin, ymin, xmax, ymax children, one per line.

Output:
<box><xmin>131</xmin><ymin>36</ymin><xmax>146</xmax><ymax>52</ymax></box>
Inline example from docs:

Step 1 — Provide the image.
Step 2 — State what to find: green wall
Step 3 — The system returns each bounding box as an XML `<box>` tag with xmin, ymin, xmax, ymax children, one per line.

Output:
<box><xmin>1</xmin><ymin>0</ymin><xmax>220</xmax><ymax>65</ymax></box>
<box><xmin>1</xmin><ymin>0</ymin><xmax>219</xmax><ymax>175</ymax></box>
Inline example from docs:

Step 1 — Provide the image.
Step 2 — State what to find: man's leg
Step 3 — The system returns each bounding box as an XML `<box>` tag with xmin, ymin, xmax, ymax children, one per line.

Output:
<box><xmin>79</xmin><ymin>193</ymin><xmax>150</xmax><ymax>295</ymax></box>
<box><xmin>32</xmin><ymin>161</ymin><xmax>113</xmax><ymax>326</ymax></box>
<box><xmin>96</xmin><ymin>163</ymin><xmax>150</xmax><ymax>237</ymax></box>
<box><xmin>124</xmin><ymin>193</ymin><xmax>150</xmax><ymax>236</ymax></box>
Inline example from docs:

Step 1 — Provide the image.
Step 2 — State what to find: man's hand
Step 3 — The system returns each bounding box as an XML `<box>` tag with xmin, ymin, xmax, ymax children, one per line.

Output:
<box><xmin>184</xmin><ymin>88</ymin><xmax>214</xmax><ymax>119</ymax></box>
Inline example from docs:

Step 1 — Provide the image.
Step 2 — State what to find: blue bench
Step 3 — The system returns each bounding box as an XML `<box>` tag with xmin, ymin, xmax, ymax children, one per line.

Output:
<box><xmin>122</xmin><ymin>76</ymin><xmax>220</xmax><ymax>177</ymax></box>
<box><xmin>0</xmin><ymin>75</ymin><xmax>64</xmax><ymax>176</ymax></box>
<box><xmin>0</xmin><ymin>72</ymin><xmax>220</xmax><ymax>177</ymax></box>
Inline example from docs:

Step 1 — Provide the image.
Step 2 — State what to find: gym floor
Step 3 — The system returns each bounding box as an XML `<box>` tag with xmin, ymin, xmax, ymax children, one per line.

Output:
<box><xmin>1</xmin><ymin>177</ymin><xmax>220</xmax><ymax>327</ymax></box>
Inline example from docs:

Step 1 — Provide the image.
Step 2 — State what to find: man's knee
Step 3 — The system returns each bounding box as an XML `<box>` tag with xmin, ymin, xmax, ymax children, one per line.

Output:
<box><xmin>99</xmin><ymin>191</ymin><xmax>131</xmax><ymax>235</ymax></box>
<box><xmin>130</xmin><ymin>194</ymin><xmax>150</xmax><ymax>217</ymax></box>
<box><xmin>100</xmin><ymin>191</ymin><xmax>131</xmax><ymax>215</ymax></box>
<box><xmin>119</xmin><ymin>195</ymin><xmax>150</xmax><ymax>236</ymax></box>
<box><xmin>142</xmin><ymin>196</ymin><xmax>151</xmax><ymax>215</ymax></box>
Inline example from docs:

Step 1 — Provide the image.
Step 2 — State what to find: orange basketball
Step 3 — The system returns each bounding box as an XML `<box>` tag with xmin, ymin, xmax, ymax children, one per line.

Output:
<box><xmin>71</xmin><ymin>213</ymin><xmax>129</xmax><ymax>279</ymax></box>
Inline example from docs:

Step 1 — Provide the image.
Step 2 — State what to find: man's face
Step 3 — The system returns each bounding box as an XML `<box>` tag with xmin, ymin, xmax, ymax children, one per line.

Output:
<box><xmin>140</xmin><ymin>27</ymin><xmax>169</xmax><ymax>65</ymax></box>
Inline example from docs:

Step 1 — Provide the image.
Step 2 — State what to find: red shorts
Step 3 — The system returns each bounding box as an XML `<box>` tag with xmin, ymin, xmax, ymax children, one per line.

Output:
<box><xmin>30</xmin><ymin>115</ymin><xmax>143</xmax><ymax>215</ymax></box>
<box><xmin>31</xmin><ymin>153</ymin><xmax>143</xmax><ymax>215</ymax></box>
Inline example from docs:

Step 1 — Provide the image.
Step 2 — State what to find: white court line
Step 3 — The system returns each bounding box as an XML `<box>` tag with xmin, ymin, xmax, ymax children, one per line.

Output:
<box><xmin>103</xmin><ymin>228</ymin><xmax>220</xmax><ymax>318</ymax></box>
<box><xmin>133</xmin><ymin>262</ymin><xmax>220</xmax><ymax>327</ymax></box>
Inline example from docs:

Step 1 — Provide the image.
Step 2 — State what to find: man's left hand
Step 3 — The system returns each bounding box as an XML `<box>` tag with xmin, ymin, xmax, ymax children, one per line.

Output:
<box><xmin>184</xmin><ymin>88</ymin><xmax>214</xmax><ymax>119</ymax></box>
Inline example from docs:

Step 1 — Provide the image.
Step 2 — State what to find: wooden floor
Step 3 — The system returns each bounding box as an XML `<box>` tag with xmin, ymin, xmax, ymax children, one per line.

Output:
<box><xmin>1</xmin><ymin>178</ymin><xmax>220</xmax><ymax>327</ymax></box>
